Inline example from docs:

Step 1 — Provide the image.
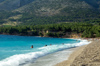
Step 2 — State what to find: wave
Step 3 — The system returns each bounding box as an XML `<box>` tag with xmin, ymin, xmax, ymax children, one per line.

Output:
<box><xmin>0</xmin><ymin>40</ymin><xmax>91</xmax><ymax>66</ymax></box>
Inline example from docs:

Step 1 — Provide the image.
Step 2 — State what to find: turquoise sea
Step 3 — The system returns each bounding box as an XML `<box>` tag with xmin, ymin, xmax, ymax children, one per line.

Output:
<box><xmin>0</xmin><ymin>35</ymin><xmax>90</xmax><ymax>66</ymax></box>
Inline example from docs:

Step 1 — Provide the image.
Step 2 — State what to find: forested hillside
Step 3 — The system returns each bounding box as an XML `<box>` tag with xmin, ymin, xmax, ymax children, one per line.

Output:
<box><xmin>16</xmin><ymin>0</ymin><xmax>100</xmax><ymax>15</ymax></box>
<box><xmin>0</xmin><ymin>0</ymin><xmax>100</xmax><ymax>25</ymax></box>
<box><xmin>0</xmin><ymin>0</ymin><xmax>35</xmax><ymax>10</ymax></box>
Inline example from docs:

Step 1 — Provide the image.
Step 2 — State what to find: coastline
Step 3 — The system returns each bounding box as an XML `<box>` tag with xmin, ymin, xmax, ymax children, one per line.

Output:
<box><xmin>71</xmin><ymin>40</ymin><xmax>100</xmax><ymax>66</ymax></box>
<box><xmin>0</xmin><ymin>34</ymin><xmax>93</xmax><ymax>66</ymax></box>
<box><xmin>55</xmin><ymin>40</ymin><xmax>100</xmax><ymax>66</ymax></box>
<box><xmin>23</xmin><ymin>39</ymin><xmax>90</xmax><ymax>66</ymax></box>
<box><xmin>23</xmin><ymin>48</ymin><xmax>75</xmax><ymax>66</ymax></box>
<box><xmin>54</xmin><ymin>45</ymin><xmax>87</xmax><ymax>66</ymax></box>
<box><xmin>0</xmin><ymin>35</ymin><xmax>87</xmax><ymax>66</ymax></box>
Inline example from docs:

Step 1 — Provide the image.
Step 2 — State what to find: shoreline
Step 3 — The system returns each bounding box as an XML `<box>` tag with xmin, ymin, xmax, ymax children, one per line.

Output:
<box><xmin>23</xmin><ymin>47</ymin><xmax>78</xmax><ymax>66</ymax></box>
<box><xmin>54</xmin><ymin>45</ymin><xmax>87</xmax><ymax>66</ymax></box>
<box><xmin>0</xmin><ymin>35</ymin><xmax>87</xmax><ymax>66</ymax></box>
<box><xmin>23</xmin><ymin>39</ymin><xmax>90</xmax><ymax>66</ymax></box>
<box><xmin>0</xmin><ymin>34</ymin><xmax>99</xmax><ymax>41</ymax></box>
<box><xmin>55</xmin><ymin>40</ymin><xmax>99</xmax><ymax>66</ymax></box>
<box><xmin>0</xmin><ymin>34</ymin><xmax>92</xmax><ymax>66</ymax></box>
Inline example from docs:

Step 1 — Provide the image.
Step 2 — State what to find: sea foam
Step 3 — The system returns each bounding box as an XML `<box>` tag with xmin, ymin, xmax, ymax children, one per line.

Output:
<box><xmin>0</xmin><ymin>40</ymin><xmax>91</xmax><ymax>66</ymax></box>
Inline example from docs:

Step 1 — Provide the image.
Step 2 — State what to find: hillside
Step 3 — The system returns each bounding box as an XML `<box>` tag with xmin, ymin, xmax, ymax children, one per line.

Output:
<box><xmin>15</xmin><ymin>0</ymin><xmax>100</xmax><ymax>15</ymax></box>
<box><xmin>0</xmin><ymin>0</ymin><xmax>34</xmax><ymax>10</ymax></box>
<box><xmin>0</xmin><ymin>0</ymin><xmax>100</xmax><ymax>25</ymax></box>
<box><xmin>14</xmin><ymin>0</ymin><xmax>100</xmax><ymax>25</ymax></box>
<box><xmin>0</xmin><ymin>0</ymin><xmax>20</xmax><ymax>10</ymax></box>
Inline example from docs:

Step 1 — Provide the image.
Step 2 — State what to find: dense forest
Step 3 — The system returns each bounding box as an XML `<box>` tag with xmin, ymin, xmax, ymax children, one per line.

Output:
<box><xmin>0</xmin><ymin>22</ymin><xmax>100</xmax><ymax>38</ymax></box>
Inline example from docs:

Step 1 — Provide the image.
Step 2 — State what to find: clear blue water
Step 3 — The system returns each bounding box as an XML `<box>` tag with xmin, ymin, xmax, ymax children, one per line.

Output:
<box><xmin>0</xmin><ymin>35</ymin><xmax>89</xmax><ymax>66</ymax></box>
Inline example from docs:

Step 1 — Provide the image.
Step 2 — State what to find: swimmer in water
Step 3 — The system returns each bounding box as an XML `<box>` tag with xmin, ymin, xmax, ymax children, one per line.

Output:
<box><xmin>44</xmin><ymin>45</ymin><xmax>47</xmax><ymax>47</ymax></box>
<box><xmin>31</xmin><ymin>45</ymin><xmax>33</xmax><ymax>48</ymax></box>
<box><xmin>62</xmin><ymin>43</ymin><xmax>64</xmax><ymax>45</ymax></box>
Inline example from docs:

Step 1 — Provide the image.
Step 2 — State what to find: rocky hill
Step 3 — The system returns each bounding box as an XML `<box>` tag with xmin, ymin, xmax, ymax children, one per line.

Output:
<box><xmin>14</xmin><ymin>0</ymin><xmax>100</xmax><ymax>16</ymax></box>
<box><xmin>0</xmin><ymin>0</ymin><xmax>34</xmax><ymax>10</ymax></box>
<box><xmin>0</xmin><ymin>0</ymin><xmax>100</xmax><ymax>25</ymax></box>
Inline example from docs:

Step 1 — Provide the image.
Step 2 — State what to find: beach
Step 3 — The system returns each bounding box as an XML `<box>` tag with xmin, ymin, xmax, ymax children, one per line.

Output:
<box><xmin>0</xmin><ymin>35</ymin><xmax>91</xmax><ymax>66</ymax></box>
<box><xmin>55</xmin><ymin>40</ymin><xmax>100</xmax><ymax>66</ymax></box>
<box><xmin>55</xmin><ymin>44</ymin><xmax>87</xmax><ymax>66</ymax></box>
<box><xmin>22</xmin><ymin>39</ymin><xmax>91</xmax><ymax>66</ymax></box>
<box><xmin>0</xmin><ymin>35</ymin><xmax>86</xmax><ymax>66</ymax></box>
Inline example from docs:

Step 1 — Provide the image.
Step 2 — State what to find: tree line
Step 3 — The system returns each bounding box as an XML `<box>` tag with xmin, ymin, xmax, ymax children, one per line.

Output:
<box><xmin>0</xmin><ymin>22</ymin><xmax>100</xmax><ymax>38</ymax></box>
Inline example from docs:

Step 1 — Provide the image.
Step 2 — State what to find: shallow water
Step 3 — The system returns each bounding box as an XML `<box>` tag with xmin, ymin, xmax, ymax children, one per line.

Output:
<box><xmin>24</xmin><ymin>48</ymin><xmax>74</xmax><ymax>66</ymax></box>
<box><xmin>0</xmin><ymin>35</ymin><xmax>90</xmax><ymax>66</ymax></box>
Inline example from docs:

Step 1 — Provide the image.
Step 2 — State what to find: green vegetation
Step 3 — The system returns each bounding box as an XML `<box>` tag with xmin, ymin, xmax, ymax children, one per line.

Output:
<box><xmin>17</xmin><ymin>8</ymin><xmax>100</xmax><ymax>25</ymax></box>
<box><xmin>0</xmin><ymin>22</ymin><xmax>100</xmax><ymax>38</ymax></box>
<box><xmin>0</xmin><ymin>0</ymin><xmax>100</xmax><ymax>39</ymax></box>
<box><xmin>0</xmin><ymin>11</ymin><xmax>20</xmax><ymax>24</ymax></box>
<box><xmin>0</xmin><ymin>0</ymin><xmax>100</xmax><ymax>25</ymax></box>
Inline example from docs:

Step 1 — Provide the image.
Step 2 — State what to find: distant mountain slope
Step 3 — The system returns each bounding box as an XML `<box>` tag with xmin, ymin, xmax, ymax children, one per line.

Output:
<box><xmin>20</xmin><ymin>0</ymin><xmax>35</xmax><ymax>7</ymax></box>
<box><xmin>0</xmin><ymin>0</ymin><xmax>20</xmax><ymax>10</ymax></box>
<box><xmin>0</xmin><ymin>0</ymin><xmax>4</xmax><ymax>3</ymax></box>
<box><xmin>0</xmin><ymin>0</ymin><xmax>100</xmax><ymax>25</ymax></box>
<box><xmin>0</xmin><ymin>0</ymin><xmax>34</xmax><ymax>10</ymax></box>
<box><xmin>15</xmin><ymin>0</ymin><xmax>100</xmax><ymax>16</ymax></box>
<box><xmin>14</xmin><ymin>0</ymin><xmax>100</xmax><ymax>25</ymax></box>
<box><xmin>82</xmin><ymin>0</ymin><xmax>100</xmax><ymax>8</ymax></box>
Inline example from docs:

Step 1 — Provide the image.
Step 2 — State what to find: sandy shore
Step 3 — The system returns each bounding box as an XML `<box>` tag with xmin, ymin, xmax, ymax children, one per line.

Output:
<box><xmin>55</xmin><ymin>44</ymin><xmax>87</xmax><ymax>66</ymax></box>
<box><xmin>55</xmin><ymin>40</ymin><xmax>100</xmax><ymax>66</ymax></box>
